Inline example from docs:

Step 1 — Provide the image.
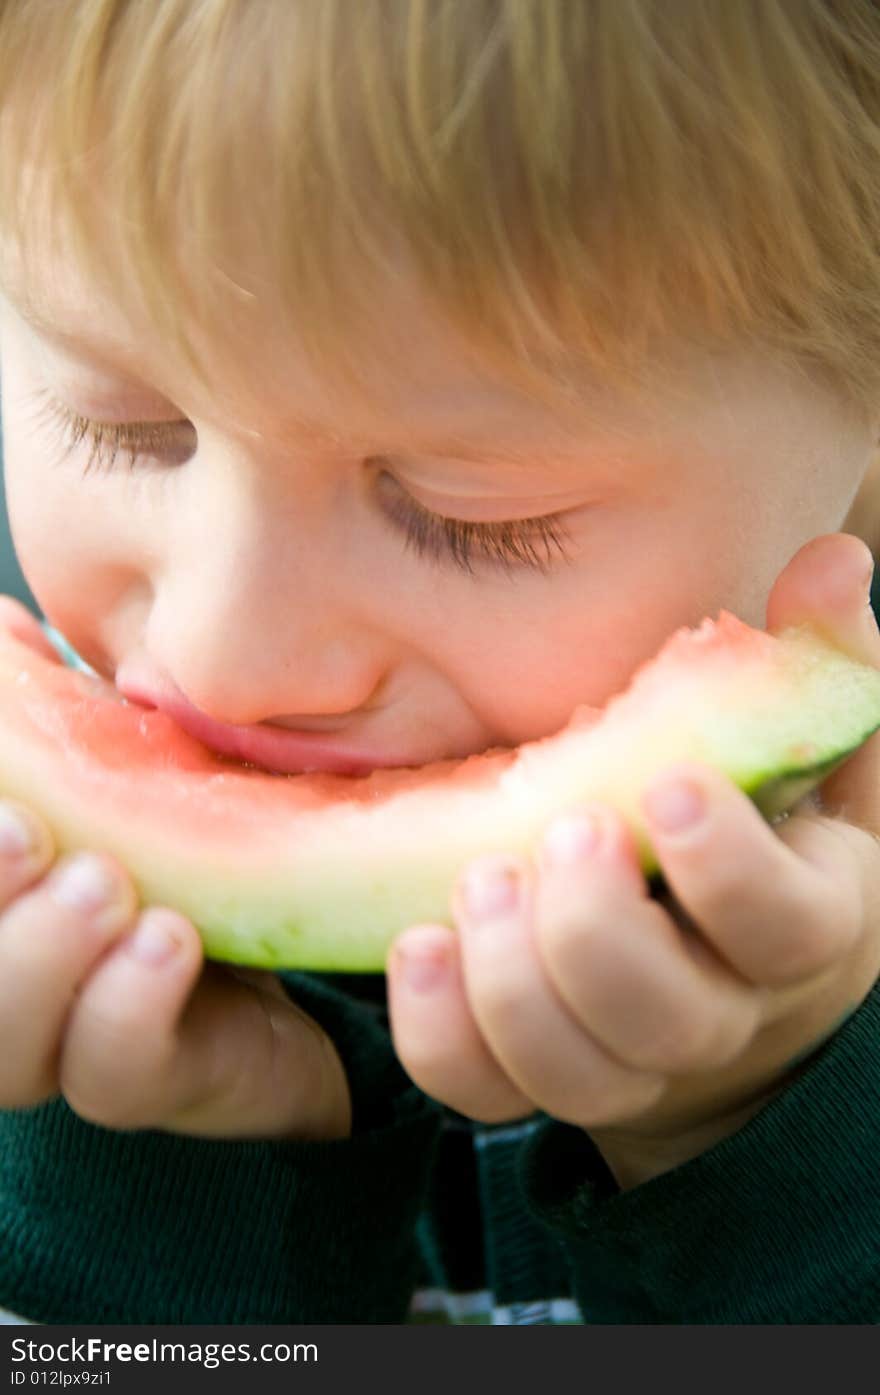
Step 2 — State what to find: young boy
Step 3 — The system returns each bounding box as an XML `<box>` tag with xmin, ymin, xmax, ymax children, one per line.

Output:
<box><xmin>0</xmin><ymin>0</ymin><xmax>879</xmax><ymax>1324</ymax></box>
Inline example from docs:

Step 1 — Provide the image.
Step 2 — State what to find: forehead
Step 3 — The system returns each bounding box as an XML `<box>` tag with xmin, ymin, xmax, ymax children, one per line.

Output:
<box><xmin>2</xmin><ymin>215</ymin><xmax>837</xmax><ymax>472</ymax></box>
<box><xmin>0</xmin><ymin>228</ymin><xmax>643</xmax><ymax>460</ymax></box>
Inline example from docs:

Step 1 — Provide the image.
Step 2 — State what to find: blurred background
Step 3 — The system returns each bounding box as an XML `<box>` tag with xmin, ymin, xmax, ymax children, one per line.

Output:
<box><xmin>0</xmin><ymin>406</ymin><xmax>39</xmax><ymax>610</ymax></box>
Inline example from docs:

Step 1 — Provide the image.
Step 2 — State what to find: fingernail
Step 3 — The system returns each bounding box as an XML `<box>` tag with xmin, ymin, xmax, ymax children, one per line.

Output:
<box><xmin>460</xmin><ymin>858</ymin><xmax>521</xmax><ymax>922</ymax></box>
<box><xmin>643</xmin><ymin>777</ymin><xmax>706</xmax><ymax>834</ymax></box>
<box><xmin>50</xmin><ymin>854</ymin><xmax>125</xmax><ymax>915</ymax></box>
<box><xmin>396</xmin><ymin>939</ymin><xmax>449</xmax><ymax>993</ymax></box>
<box><xmin>0</xmin><ymin>803</ymin><xmax>39</xmax><ymax>856</ymax></box>
<box><xmin>126</xmin><ymin>913</ymin><xmax>182</xmax><ymax>967</ymax></box>
<box><xmin>542</xmin><ymin>812</ymin><xmax>602</xmax><ymax>864</ymax></box>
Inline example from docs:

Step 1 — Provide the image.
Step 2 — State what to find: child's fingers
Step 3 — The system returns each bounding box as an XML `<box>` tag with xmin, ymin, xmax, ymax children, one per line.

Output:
<box><xmin>0</xmin><ymin>849</ymin><xmax>138</xmax><ymax>1107</ymax></box>
<box><xmin>387</xmin><ymin>924</ymin><xmax>534</xmax><ymax>1123</ymax></box>
<box><xmin>61</xmin><ymin>918</ymin><xmax>352</xmax><ymax>1140</ymax></box>
<box><xmin>59</xmin><ymin>908</ymin><xmax>205</xmax><ymax>1127</ymax></box>
<box><xmin>0</xmin><ymin>799</ymin><xmax>55</xmax><ymax>904</ymax></box>
<box><xmin>534</xmin><ymin>811</ymin><xmax>761</xmax><ymax>1073</ymax></box>
<box><xmin>449</xmin><ymin>856</ymin><xmax>665</xmax><ymax>1126</ymax></box>
<box><xmin>642</xmin><ymin>762</ymin><xmax>861</xmax><ymax>986</ymax></box>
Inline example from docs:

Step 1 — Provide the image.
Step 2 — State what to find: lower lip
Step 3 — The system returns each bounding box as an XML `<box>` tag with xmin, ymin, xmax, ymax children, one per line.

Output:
<box><xmin>120</xmin><ymin>690</ymin><xmax>408</xmax><ymax>776</ymax></box>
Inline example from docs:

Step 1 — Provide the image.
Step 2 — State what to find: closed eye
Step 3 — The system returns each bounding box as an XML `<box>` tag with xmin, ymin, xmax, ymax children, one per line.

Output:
<box><xmin>32</xmin><ymin>389</ymin><xmax>196</xmax><ymax>471</ymax></box>
<box><xmin>375</xmin><ymin>468</ymin><xmax>574</xmax><ymax>576</ymax></box>
<box><xmin>32</xmin><ymin>390</ymin><xmax>576</xmax><ymax>577</ymax></box>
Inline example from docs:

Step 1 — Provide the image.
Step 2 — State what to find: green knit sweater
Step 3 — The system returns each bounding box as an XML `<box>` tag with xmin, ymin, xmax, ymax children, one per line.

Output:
<box><xmin>1</xmin><ymin>969</ymin><xmax>878</xmax><ymax>1325</ymax></box>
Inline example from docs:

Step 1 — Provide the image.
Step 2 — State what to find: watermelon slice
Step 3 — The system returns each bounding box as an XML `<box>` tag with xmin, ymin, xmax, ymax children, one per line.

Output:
<box><xmin>0</xmin><ymin>610</ymin><xmax>878</xmax><ymax>970</ymax></box>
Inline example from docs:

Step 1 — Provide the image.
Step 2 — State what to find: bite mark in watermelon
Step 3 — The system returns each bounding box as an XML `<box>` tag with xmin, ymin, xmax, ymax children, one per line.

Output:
<box><xmin>0</xmin><ymin>608</ymin><xmax>879</xmax><ymax>971</ymax></box>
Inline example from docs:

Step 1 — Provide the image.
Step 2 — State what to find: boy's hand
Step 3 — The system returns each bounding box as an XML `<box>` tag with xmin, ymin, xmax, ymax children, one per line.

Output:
<box><xmin>0</xmin><ymin>610</ymin><xmax>351</xmax><ymax>1142</ymax></box>
<box><xmin>387</xmin><ymin>533</ymin><xmax>880</xmax><ymax>1187</ymax></box>
<box><xmin>0</xmin><ymin>845</ymin><xmax>351</xmax><ymax>1139</ymax></box>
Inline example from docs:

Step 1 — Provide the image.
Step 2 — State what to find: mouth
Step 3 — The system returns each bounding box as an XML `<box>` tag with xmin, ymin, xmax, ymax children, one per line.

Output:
<box><xmin>115</xmin><ymin>682</ymin><xmax>416</xmax><ymax>776</ymax></box>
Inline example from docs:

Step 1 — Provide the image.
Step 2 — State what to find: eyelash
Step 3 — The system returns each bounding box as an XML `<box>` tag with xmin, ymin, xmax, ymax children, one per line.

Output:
<box><xmin>34</xmin><ymin>391</ymin><xmax>193</xmax><ymax>472</ymax></box>
<box><xmin>378</xmin><ymin>473</ymin><xmax>571</xmax><ymax>576</ymax></box>
<box><xmin>35</xmin><ymin>392</ymin><xmax>574</xmax><ymax>576</ymax></box>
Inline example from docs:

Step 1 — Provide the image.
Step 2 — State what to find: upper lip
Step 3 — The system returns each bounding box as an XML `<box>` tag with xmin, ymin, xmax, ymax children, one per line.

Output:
<box><xmin>114</xmin><ymin>675</ymin><xmax>410</xmax><ymax>776</ymax></box>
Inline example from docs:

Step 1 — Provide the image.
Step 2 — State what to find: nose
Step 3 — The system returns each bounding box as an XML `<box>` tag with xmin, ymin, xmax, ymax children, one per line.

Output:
<box><xmin>143</xmin><ymin>473</ymin><xmax>390</xmax><ymax>728</ymax></box>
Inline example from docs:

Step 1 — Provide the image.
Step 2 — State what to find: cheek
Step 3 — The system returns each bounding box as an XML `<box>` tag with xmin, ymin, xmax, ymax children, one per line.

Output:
<box><xmin>462</xmin><ymin>612</ymin><xmax>679</xmax><ymax>742</ymax></box>
<box><xmin>443</xmin><ymin>503</ymin><xmax>799</xmax><ymax>746</ymax></box>
<box><xmin>3</xmin><ymin>398</ymin><xmax>76</xmax><ymax>578</ymax></box>
<box><xmin>1</xmin><ymin>378</ymin><xmax>134</xmax><ymax>636</ymax></box>
<box><xmin>435</xmin><ymin>555</ymin><xmax>701</xmax><ymax>745</ymax></box>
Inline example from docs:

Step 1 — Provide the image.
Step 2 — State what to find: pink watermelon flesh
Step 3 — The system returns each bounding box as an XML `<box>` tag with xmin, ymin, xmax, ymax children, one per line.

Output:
<box><xmin>0</xmin><ymin>607</ymin><xmax>878</xmax><ymax>969</ymax></box>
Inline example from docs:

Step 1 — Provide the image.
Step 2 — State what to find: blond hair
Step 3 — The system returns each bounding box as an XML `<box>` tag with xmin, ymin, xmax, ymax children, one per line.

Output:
<box><xmin>1</xmin><ymin>0</ymin><xmax>879</xmax><ymax>413</ymax></box>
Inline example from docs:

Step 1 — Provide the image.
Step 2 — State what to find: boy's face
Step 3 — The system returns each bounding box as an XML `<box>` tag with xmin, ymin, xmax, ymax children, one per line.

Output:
<box><xmin>0</xmin><ymin>249</ymin><xmax>875</xmax><ymax>773</ymax></box>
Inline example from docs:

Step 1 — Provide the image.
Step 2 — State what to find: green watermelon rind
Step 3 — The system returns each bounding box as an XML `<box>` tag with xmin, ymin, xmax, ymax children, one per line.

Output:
<box><xmin>201</xmin><ymin>731</ymin><xmax>880</xmax><ymax>973</ymax></box>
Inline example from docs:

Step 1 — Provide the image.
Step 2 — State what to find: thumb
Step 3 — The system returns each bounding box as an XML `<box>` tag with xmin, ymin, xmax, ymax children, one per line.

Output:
<box><xmin>766</xmin><ymin>532</ymin><xmax>879</xmax><ymax>664</ymax></box>
<box><xmin>766</xmin><ymin>533</ymin><xmax>880</xmax><ymax>826</ymax></box>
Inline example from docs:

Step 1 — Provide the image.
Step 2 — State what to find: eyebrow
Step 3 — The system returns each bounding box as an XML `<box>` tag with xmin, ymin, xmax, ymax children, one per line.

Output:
<box><xmin>0</xmin><ymin>284</ymin><xmax>591</xmax><ymax>466</ymax></box>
